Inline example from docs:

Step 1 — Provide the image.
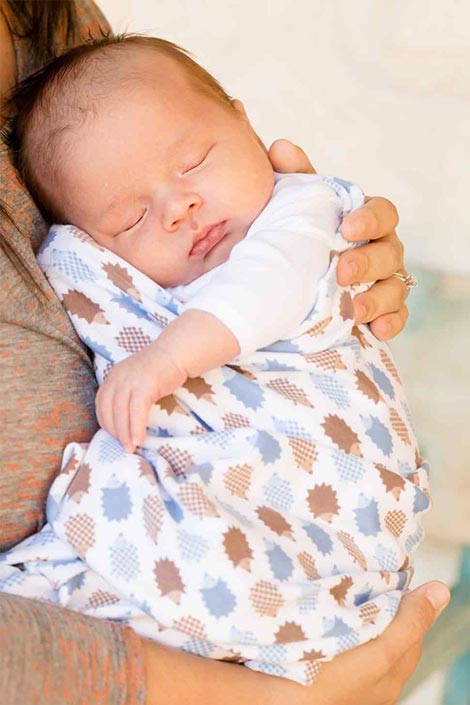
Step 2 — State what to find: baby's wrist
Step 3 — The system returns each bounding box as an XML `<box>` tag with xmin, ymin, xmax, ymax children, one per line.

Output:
<box><xmin>147</xmin><ymin>341</ymin><xmax>188</xmax><ymax>388</ymax></box>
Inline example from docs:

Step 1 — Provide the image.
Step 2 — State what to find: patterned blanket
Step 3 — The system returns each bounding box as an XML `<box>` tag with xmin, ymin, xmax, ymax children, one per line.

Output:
<box><xmin>0</xmin><ymin>220</ymin><xmax>430</xmax><ymax>684</ymax></box>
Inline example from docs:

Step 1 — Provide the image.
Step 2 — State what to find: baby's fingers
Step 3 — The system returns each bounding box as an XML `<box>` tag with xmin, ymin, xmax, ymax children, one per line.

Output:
<box><xmin>96</xmin><ymin>384</ymin><xmax>117</xmax><ymax>440</ymax></box>
<box><xmin>129</xmin><ymin>391</ymin><xmax>153</xmax><ymax>451</ymax></box>
<box><xmin>112</xmin><ymin>387</ymin><xmax>134</xmax><ymax>453</ymax></box>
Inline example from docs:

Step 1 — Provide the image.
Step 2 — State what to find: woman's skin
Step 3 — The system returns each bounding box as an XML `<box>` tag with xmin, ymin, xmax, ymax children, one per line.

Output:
<box><xmin>0</xmin><ymin>9</ymin><xmax>450</xmax><ymax>704</ymax></box>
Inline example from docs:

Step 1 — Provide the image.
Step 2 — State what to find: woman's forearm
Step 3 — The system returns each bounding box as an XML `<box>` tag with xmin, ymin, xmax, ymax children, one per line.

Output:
<box><xmin>142</xmin><ymin>582</ymin><xmax>450</xmax><ymax>705</ymax></box>
<box><xmin>142</xmin><ymin>638</ymin><xmax>308</xmax><ymax>705</ymax></box>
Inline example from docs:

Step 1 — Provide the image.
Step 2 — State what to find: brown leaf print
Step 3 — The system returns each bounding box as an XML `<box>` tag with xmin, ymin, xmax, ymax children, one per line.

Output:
<box><xmin>87</xmin><ymin>590</ymin><xmax>120</xmax><ymax>609</ymax></box>
<box><xmin>302</xmin><ymin>350</ymin><xmax>346</xmax><ymax>371</ymax></box>
<box><xmin>116</xmin><ymin>327</ymin><xmax>152</xmax><ymax>354</ymax></box>
<box><xmin>65</xmin><ymin>513</ymin><xmax>95</xmax><ymax>556</ymax></box>
<box><xmin>355</xmin><ymin>370</ymin><xmax>382</xmax><ymax>404</ymax></box>
<box><xmin>338</xmin><ymin>531</ymin><xmax>367</xmax><ymax>570</ymax></box>
<box><xmin>138</xmin><ymin>457</ymin><xmax>157</xmax><ymax>485</ymax></box>
<box><xmin>65</xmin><ymin>463</ymin><xmax>92</xmax><ymax>503</ymax></box>
<box><xmin>359</xmin><ymin>602</ymin><xmax>380</xmax><ymax>626</ymax></box>
<box><xmin>329</xmin><ymin>576</ymin><xmax>353</xmax><ymax>605</ymax></box>
<box><xmin>390</xmin><ymin>409</ymin><xmax>411</xmax><ymax>446</ymax></box>
<box><xmin>220</xmin><ymin>651</ymin><xmax>245</xmax><ymax>663</ymax></box>
<box><xmin>257</xmin><ymin>506</ymin><xmax>293</xmax><ymax>538</ymax></box>
<box><xmin>306</xmin><ymin>317</ymin><xmax>333</xmax><ymax>337</ymax></box>
<box><xmin>158</xmin><ymin>445</ymin><xmax>194</xmax><ymax>478</ymax></box>
<box><xmin>322</xmin><ymin>414</ymin><xmax>361</xmax><ymax>456</ymax></box>
<box><xmin>288</xmin><ymin>437</ymin><xmax>318</xmax><ymax>473</ymax></box>
<box><xmin>61</xmin><ymin>451</ymin><xmax>80</xmax><ymax>476</ymax></box>
<box><xmin>351</xmin><ymin>326</ymin><xmax>372</xmax><ymax>349</ymax></box>
<box><xmin>224</xmin><ymin>464</ymin><xmax>253</xmax><ymax>499</ymax></box>
<box><xmin>183</xmin><ymin>377</ymin><xmax>215</xmax><ymax>402</ymax></box>
<box><xmin>70</xmin><ymin>226</ymin><xmax>105</xmax><ymax>250</ymax></box>
<box><xmin>223</xmin><ymin>527</ymin><xmax>253</xmax><ymax>571</ymax></box>
<box><xmin>266</xmin><ymin>378</ymin><xmax>313</xmax><ymax>407</ymax></box>
<box><xmin>102</xmin><ymin>262</ymin><xmax>142</xmax><ymax>302</ymax></box>
<box><xmin>384</xmin><ymin>510</ymin><xmax>407</xmax><ymax>537</ymax></box>
<box><xmin>228</xmin><ymin>365</ymin><xmax>256</xmax><ymax>380</ymax></box>
<box><xmin>379</xmin><ymin>349</ymin><xmax>401</xmax><ymax>383</ymax></box>
<box><xmin>275</xmin><ymin>621</ymin><xmax>306</xmax><ymax>643</ymax></box>
<box><xmin>301</xmin><ymin>648</ymin><xmax>325</xmax><ymax>662</ymax></box>
<box><xmin>143</xmin><ymin>495</ymin><xmax>165</xmax><ymax>542</ymax></box>
<box><xmin>298</xmin><ymin>551</ymin><xmax>320</xmax><ymax>581</ymax></box>
<box><xmin>157</xmin><ymin>395</ymin><xmax>187</xmax><ymax>415</ymax></box>
<box><xmin>173</xmin><ymin>616</ymin><xmax>206</xmax><ymax>639</ymax></box>
<box><xmin>62</xmin><ymin>290</ymin><xmax>108</xmax><ymax>324</ymax></box>
<box><xmin>377</xmin><ymin>465</ymin><xmax>405</xmax><ymax>501</ymax></box>
<box><xmin>222</xmin><ymin>412</ymin><xmax>251</xmax><ymax>429</ymax></box>
<box><xmin>339</xmin><ymin>291</ymin><xmax>354</xmax><ymax>321</ymax></box>
<box><xmin>178</xmin><ymin>483</ymin><xmax>219</xmax><ymax>518</ymax></box>
<box><xmin>250</xmin><ymin>581</ymin><xmax>284</xmax><ymax>617</ymax></box>
<box><xmin>307</xmin><ymin>484</ymin><xmax>340</xmax><ymax>522</ymax></box>
<box><xmin>154</xmin><ymin>559</ymin><xmax>185</xmax><ymax>604</ymax></box>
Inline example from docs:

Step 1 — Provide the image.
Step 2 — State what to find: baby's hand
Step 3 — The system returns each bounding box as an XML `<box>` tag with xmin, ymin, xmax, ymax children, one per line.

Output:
<box><xmin>95</xmin><ymin>343</ymin><xmax>187</xmax><ymax>453</ymax></box>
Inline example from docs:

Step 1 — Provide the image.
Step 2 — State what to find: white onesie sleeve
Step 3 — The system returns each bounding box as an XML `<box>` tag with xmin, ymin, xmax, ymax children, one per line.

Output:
<box><xmin>170</xmin><ymin>173</ymin><xmax>363</xmax><ymax>356</ymax></box>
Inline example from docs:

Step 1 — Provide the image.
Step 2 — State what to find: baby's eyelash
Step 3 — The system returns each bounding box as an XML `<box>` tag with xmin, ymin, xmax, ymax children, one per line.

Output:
<box><xmin>122</xmin><ymin>211</ymin><xmax>146</xmax><ymax>233</ymax></box>
<box><xmin>183</xmin><ymin>146</ymin><xmax>213</xmax><ymax>174</ymax></box>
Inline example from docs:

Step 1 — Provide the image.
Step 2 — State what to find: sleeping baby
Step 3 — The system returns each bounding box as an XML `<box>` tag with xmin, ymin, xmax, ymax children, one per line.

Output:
<box><xmin>0</xmin><ymin>34</ymin><xmax>430</xmax><ymax>684</ymax></box>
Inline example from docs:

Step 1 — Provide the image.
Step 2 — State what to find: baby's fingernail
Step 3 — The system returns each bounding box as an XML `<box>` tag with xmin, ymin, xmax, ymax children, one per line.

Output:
<box><xmin>425</xmin><ymin>583</ymin><xmax>450</xmax><ymax>613</ymax></box>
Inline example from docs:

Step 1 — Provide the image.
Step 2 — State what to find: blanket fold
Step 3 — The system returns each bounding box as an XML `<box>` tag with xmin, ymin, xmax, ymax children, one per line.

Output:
<box><xmin>0</xmin><ymin>221</ymin><xmax>430</xmax><ymax>685</ymax></box>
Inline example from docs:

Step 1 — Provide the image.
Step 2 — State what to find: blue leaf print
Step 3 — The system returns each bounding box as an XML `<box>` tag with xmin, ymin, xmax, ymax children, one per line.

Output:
<box><xmin>363</xmin><ymin>415</ymin><xmax>394</xmax><ymax>456</ymax></box>
<box><xmin>111</xmin><ymin>291</ymin><xmax>155</xmax><ymax>321</ymax></box>
<box><xmin>224</xmin><ymin>375</ymin><xmax>265</xmax><ymax>410</ymax></box>
<box><xmin>369</xmin><ymin>364</ymin><xmax>395</xmax><ymax>399</ymax></box>
<box><xmin>253</xmin><ymin>430</ymin><xmax>281</xmax><ymax>463</ymax></box>
<box><xmin>303</xmin><ymin>523</ymin><xmax>333</xmax><ymax>555</ymax></box>
<box><xmin>101</xmin><ymin>480</ymin><xmax>132</xmax><ymax>521</ymax></box>
<box><xmin>52</xmin><ymin>249</ymin><xmax>96</xmax><ymax>283</ymax></box>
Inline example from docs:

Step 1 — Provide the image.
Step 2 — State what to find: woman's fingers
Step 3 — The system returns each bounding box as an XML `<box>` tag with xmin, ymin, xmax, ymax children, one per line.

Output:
<box><xmin>353</xmin><ymin>276</ymin><xmax>409</xmax><ymax>324</ymax></box>
<box><xmin>377</xmin><ymin>582</ymin><xmax>450</xmax><ymax>672</ymax></box>
<box><xmin>342</xmin><ymin>196</ymin><xmax>399</xmax><ymax>242</ymax></box>
<box><xmin>337</xmin><ymin>233</ymin><xmax>404</xmax><ymax>286</ymax></box>
<box><xmin>369</xmin><ymin>305</ymin><xmax>409</xmax><ymax>341</ymax></box>
<box><xmin>268</xmin><ymin>139</ymin><xmax>316</xmax><ymax>174</ymax></box>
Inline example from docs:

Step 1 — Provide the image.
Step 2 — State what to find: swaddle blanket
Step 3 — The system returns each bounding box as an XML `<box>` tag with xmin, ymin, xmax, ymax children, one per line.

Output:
<box><xmin>0</xmin><ymin>195</ymin><xmax>430</xmax><ymax>684</ymax></box>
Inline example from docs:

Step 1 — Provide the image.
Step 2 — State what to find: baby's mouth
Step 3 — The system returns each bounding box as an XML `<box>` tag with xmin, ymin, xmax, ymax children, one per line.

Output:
<box><xmin>190</xmin><ymin>221</ymin><xmax>227</xmax><ymax>257</ymax></box>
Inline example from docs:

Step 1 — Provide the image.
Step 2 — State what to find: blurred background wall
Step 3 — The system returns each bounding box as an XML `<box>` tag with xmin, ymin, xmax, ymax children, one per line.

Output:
<box><xmin>98</xmin><ymin>2</ymin><xmax>470</xmax><ymax>702</ymax></box>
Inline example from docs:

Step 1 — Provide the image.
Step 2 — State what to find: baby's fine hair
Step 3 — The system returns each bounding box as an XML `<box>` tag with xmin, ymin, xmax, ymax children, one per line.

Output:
<box><xmin>3</xmin><ymin>33</ymin><xmax>233</xmax><ymax>223</ymax></box>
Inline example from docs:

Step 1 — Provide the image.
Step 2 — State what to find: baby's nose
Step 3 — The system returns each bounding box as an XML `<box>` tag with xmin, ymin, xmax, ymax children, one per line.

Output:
<box><xmin>163</xmin><ymin>193</ymin><xmax>202</xmax><ymax>233</ymax></box>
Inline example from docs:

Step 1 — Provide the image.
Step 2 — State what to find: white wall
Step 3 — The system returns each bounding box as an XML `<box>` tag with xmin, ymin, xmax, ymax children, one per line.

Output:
<box><xmin>99</xmin><ymin>0</ymin><xmax>470</xmax><ymax>274</ymax></box>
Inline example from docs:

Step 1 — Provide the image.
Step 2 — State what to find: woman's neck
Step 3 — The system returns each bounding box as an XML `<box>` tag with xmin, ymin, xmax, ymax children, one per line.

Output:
<box><xmin>0</xmin><ymin>6</ymin><xmax>18</xmax><ymax>119</ymax></box>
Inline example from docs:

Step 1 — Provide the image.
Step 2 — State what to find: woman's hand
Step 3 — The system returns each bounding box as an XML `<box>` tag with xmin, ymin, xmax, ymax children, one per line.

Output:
<box><xmin>142</xmin><ymin>581</ymin><xmax>450</xmax><ymax>705</ymax></box>
<box><xmin>301</xmin><ymin>581</ymin><xmax>450</xmax><ymax>705</ymax></box>
<box><xmin>268</xmin><ymin>139</ymin><xmax>409</xmax><ymax>341</ymax></box>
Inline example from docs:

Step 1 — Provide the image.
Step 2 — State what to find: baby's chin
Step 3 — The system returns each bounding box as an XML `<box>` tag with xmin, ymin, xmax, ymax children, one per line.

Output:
<box><xmin>203</xmin><ymin>228</ymin><xmax>246</xmax><ymax>270</ymax></box>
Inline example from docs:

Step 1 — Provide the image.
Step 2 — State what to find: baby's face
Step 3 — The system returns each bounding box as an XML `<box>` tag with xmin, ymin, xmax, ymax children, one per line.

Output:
<box><xmin>55</xmin><ymin>52</ymin><xmax>274</xmax><ymax>287</ymax></box>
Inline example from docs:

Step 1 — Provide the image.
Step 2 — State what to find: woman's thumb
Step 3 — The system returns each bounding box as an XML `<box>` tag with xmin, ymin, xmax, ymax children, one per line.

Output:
<box><xmin>403</xmin><ymin>581</ymin><xmax>450</xmax><ymax>635</ymax></box>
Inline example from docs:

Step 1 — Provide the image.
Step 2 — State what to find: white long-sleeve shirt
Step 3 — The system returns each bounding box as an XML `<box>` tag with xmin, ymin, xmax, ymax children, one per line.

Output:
<box><xmin>169</xmin><ymin>173</ymin><xmax>364</xmax><ymax>356</ymax></box>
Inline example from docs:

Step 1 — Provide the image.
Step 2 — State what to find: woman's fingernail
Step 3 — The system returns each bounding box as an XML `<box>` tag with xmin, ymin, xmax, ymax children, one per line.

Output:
<box><xmin>425</xmin><ymin>584</ymin><xmax>451</xmax><ymax>613</ymax></box>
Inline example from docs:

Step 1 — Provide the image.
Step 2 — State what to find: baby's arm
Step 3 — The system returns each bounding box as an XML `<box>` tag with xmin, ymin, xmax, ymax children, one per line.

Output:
<box><xmin>95</xmin><ymin>310</ymin><xmax>239</xmax><ymax>452</ymax></box>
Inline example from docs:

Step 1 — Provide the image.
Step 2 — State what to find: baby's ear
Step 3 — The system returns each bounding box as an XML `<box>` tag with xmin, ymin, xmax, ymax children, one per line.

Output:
<box><xmin>231</xmin><ymin>99</ymin><xmax>249</xmax><ymax>121</ymax></box>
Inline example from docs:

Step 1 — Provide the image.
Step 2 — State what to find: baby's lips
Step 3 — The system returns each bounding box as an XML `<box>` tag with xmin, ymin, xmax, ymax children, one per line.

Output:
<box><xmin>190</xmin><ymin>221</ymin><xmax>227</xmax><ymax>257</ymax></box>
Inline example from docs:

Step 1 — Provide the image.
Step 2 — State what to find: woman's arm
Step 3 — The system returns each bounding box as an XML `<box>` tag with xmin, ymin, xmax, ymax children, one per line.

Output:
<box><xmin>142</xmin><ymin>581</ymin><xmax>450</xmax><ymax>705</ymax></box>
<box><xmin>0</xmin><ymin>592</ymin><xmax>145</xmax><ymax>705</ymax></box>
<box><xmin>268</xmin><ymin>139</ymin><xmax>408</xmax><ymax>340</ymax></box>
